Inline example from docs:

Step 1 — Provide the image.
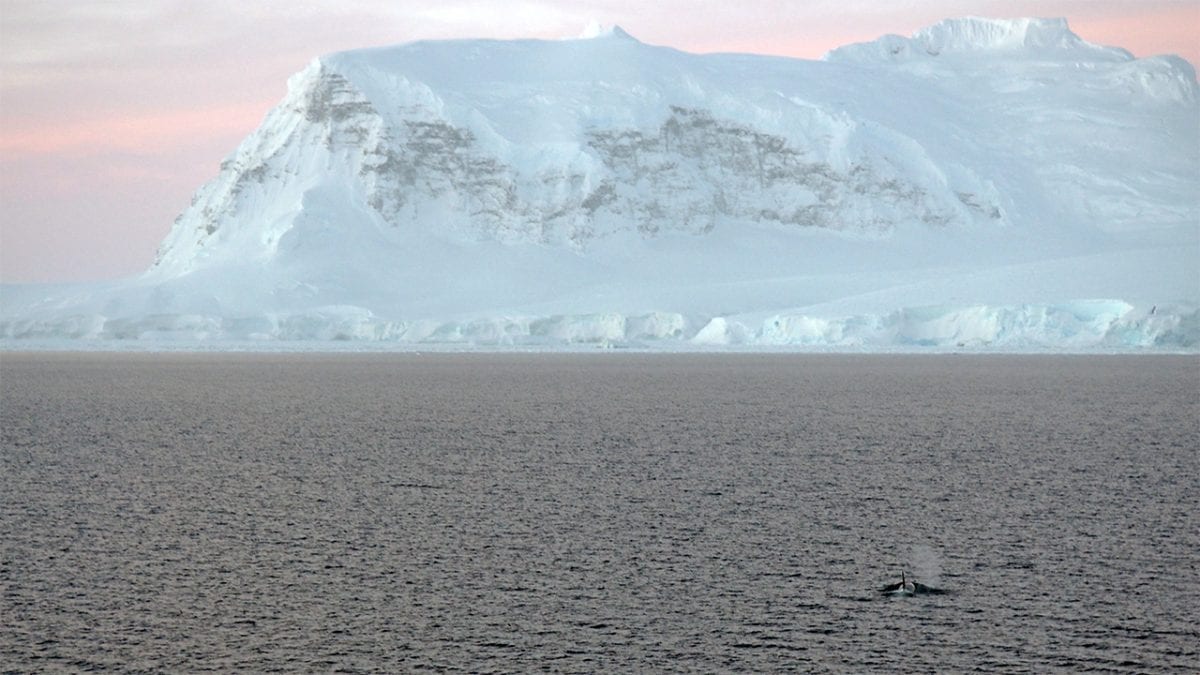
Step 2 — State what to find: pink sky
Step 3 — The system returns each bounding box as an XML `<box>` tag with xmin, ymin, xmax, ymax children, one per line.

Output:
<box><xmin>2</xmin><ymin>0</ymin><xmax>1197</xmax><ymax>283</ymax></box>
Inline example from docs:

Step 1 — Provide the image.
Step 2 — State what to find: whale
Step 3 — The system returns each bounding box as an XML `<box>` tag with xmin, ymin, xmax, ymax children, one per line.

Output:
<box><xmin>879</xmin><ymin>571</ymin><xmax>946</xmax><ymax>596</ymax></box>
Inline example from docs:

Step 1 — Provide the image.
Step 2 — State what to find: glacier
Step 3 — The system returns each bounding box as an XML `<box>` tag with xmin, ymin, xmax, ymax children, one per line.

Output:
<box><xmin>2</xmin><ymin>17</ymin><xmax>1197</xmax><ymax>351</ymax></box>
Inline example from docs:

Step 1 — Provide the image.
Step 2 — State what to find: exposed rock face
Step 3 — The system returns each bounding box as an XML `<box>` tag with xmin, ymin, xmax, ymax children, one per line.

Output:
<box><xmin>356</xmin><ymin>102</ymin><xmax>989</xmax><ymax>245</ymax></box>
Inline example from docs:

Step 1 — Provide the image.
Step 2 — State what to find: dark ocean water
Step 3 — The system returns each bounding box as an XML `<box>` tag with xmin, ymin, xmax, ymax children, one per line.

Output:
<box><xmin>2</xmin><ymin>353</ymin><xmax>1197</xmax><ymax>672</ymax></box>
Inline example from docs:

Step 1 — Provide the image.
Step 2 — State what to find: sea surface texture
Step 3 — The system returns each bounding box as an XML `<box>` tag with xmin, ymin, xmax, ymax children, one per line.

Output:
<box><xmin>2</xmin><ymin>353</ymin><xmax>1197</xmax><ymax>672</ymax></box>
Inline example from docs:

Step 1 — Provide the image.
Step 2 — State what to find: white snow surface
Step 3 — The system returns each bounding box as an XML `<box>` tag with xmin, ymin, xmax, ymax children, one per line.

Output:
<box><xmin>3</xmin><ymin>17</ymin><xmax>1198</xmax><ymax>350</ymax></box>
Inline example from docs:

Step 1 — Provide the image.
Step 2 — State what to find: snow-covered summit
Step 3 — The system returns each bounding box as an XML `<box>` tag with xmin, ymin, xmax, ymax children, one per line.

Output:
<box><xmin>3</xmin><ymin>18</ymin><xmax>1197</xmax><ymax>350</ymax></box>
<box><xmin>826</xmin><ymin>16</ymin><xmax>1132</xmax><ymax>62</ymax></box>
<box><xmin>149</xmin><ymin>26</ymin><xmax>1016</xmax><ymax>277</ymax></box>
<box><xmin>576</xmin><ymin>22</ymin><xmax>637</xmax><ymax>41</ymax></box>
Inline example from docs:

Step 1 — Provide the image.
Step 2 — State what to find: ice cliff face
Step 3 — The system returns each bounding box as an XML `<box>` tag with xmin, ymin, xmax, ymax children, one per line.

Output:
<box><xmin>4</xmin><ymin>18</ymin><xmax>1198</xmax><ymax>350</ymax></box>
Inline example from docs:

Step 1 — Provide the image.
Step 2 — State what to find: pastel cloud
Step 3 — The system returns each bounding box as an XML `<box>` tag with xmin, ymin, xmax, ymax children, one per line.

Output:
<box><xmin>1</xmin><ymin>0</ymin><xmax>1195</xmax><ymax>282</ymax></box>
<box><xmin>1</xmin><ymin>101</ymin><xmax>274</xmax><ymax>156</ymax></box>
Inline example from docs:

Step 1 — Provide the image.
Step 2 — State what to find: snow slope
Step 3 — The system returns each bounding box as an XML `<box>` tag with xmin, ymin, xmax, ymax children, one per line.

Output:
<box><xmin>3</xmin><ymin>17</ymin><xmax>1198</xmax><ymax>349</ymax></box>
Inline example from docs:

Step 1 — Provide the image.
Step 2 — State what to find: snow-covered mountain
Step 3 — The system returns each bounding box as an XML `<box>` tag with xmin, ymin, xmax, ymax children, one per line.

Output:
<box><xmin>4</xmin><ymin>17</ymin><xmax>1198</xmax><ymax>349</ymax></box>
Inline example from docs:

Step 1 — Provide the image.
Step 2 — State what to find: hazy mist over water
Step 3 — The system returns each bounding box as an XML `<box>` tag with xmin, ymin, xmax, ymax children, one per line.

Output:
<box><xmin>2</xmin><ymin>353</ymin><xmax>1197</xmax><ymax>671</ymax></box>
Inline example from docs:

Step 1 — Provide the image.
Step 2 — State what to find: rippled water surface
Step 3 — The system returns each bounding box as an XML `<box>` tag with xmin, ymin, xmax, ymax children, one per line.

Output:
<box><xmin>2</xmin><ymin>353</ymin><xmax>1197</xmax><ymax>672</ymax></box>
